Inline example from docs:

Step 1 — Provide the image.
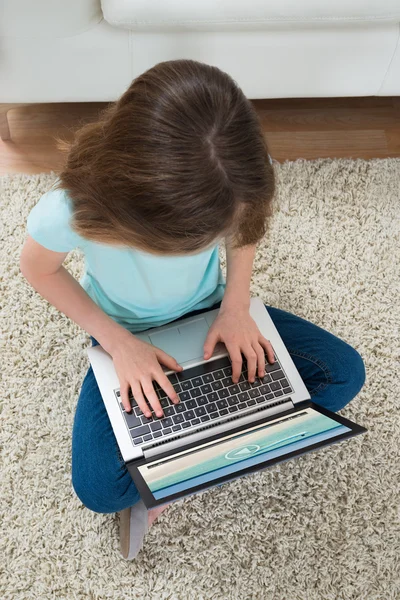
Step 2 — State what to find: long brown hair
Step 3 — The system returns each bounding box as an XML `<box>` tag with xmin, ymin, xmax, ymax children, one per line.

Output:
<box><xmin>57</xmin><ymin>59</ymin><xmax>275</xmax><ymax>255</ymax></box>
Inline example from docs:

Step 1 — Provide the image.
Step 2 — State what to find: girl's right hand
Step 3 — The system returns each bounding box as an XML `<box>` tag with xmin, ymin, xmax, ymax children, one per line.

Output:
<box><xmin>109</xmin><ymin>330</ymin><xmax>183</xmax><ymax>419</ymax></box>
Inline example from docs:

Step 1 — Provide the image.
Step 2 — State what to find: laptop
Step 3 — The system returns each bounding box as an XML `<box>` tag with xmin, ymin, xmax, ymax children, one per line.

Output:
<box><xmin>87</xmin><ymin>296</ymin><xmax>366</xmax><ymax>509</ymax></box>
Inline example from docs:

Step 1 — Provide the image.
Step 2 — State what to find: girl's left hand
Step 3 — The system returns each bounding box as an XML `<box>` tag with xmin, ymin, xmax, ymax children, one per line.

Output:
<box><xmin>203</xmin><ymin>305</ymin><xmax>276</xmax><ymax>384</ymax></box>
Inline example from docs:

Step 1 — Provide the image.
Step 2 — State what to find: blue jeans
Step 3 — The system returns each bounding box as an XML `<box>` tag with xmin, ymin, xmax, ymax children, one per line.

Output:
<box><xmin>71</xmin><ymin>302</ymin><xmax>366</xmax><ymax>514</ymax></box>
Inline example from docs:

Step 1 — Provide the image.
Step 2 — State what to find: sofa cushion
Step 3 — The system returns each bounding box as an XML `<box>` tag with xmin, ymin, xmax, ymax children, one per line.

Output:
<box><xmin>101</xmin><ymin>0</ymin><xmax>400</xmax><ymax>31</ymax></box>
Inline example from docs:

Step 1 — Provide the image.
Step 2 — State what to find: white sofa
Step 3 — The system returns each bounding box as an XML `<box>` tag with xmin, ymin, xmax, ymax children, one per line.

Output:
<box><xmin>1</xmin><ymin>0</ymin><xmax>400</xmax><ymax>138</ymax></box>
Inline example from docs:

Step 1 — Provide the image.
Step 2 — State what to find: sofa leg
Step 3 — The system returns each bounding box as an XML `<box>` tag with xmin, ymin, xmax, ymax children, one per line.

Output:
<box><xmin>0</xmin><ymin>104</ymin><xmax>28</xmax><ymax>141</ymax></box>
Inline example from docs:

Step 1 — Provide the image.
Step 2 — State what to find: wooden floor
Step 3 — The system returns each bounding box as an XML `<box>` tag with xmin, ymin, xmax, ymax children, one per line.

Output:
<box><xmin>1</xmin><ymin>96</ymin><xmax>399</xmax><ymax>174</ymax></box>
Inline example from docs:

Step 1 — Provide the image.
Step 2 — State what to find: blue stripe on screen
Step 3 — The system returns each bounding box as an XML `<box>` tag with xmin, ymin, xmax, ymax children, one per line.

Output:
<box><xmin>153</xmin><ymin>425</ymin><xmax>349</xmax><ymax>500</ymax></box>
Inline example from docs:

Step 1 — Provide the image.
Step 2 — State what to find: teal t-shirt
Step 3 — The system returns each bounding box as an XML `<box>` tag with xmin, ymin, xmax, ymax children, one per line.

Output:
<box><xmin>27</xmin><ymin>187</ymin><xmax>226</xmax><ymax>332</ymax></box>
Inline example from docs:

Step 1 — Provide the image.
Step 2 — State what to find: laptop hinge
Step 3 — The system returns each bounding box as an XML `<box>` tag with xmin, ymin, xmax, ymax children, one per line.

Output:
<box><xmin>143</xmin><ymin>398</ymin><xmax>295</xmax><ymax>460</ymax></box>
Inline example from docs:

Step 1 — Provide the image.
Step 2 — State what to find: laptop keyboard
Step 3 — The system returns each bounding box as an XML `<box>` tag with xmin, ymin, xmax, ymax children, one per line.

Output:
<box><xmin>116</xmin><ymin>354</ymin><xmax>293</xmax><ymax>447</ymax></box>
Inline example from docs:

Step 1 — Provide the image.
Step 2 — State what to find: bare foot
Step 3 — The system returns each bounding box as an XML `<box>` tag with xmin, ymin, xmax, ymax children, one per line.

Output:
<box><xmin>148</xmin><ymin>502</ymin><xmax>172</xmax><ymax>528</ymax></box>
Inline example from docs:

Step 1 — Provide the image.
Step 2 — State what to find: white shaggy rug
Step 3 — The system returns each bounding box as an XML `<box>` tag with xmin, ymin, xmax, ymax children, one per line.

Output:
<box><xmin>1</xmin><ymin>158</ymin><xmax>399</xmax><ymax>600</ymax></box>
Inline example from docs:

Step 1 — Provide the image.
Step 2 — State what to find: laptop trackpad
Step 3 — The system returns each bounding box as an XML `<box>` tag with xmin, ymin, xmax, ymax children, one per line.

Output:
<box><xmin>148</xmin><ymin>318</ymin><xmax>209</xmax><ymax>363</ymax></box>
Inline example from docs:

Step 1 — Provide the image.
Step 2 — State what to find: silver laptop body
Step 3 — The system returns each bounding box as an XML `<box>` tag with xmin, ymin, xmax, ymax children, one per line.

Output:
<box><xmin>88</xmin><ymin>296</ymin><xmax>311</xmax><ymax>463</ymax></box>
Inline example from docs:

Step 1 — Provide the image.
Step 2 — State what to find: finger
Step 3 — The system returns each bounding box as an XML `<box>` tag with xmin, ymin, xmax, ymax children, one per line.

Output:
<box><xmin>120</xmin><ymin>381</ymin><xmax>132</xmax><ymax>413</ymax></box>
<box><xmin>228</xmin><ymin>346</ymin><xmax>243</xmax><ymax>384</ymax></box>
<box><xmin>259</xmin><ymin>336</ymin><xmax>275</xmax><ymax>364</ymax></box>
<box><xmin>203</xmin><ymin>329</ymin><xmax>219</xmax><ymax>360</ymax></box>
<box><xmin>155</xmin><ymin>348</ymin><xmax>183</xmax><ymax>372</ymax></box>
<box><xmin>254</xmin><ymin>342</ymin><xmax>266</xmax><ymax>379</ymax></box>
<box><xmin>141</xmin><ymin>377</ymin><xmax>164</xmax><ymax>419</ymax></box>
<box><xmin>130</xmin><ymin>380</ymin><xmax>152</xmax><ymax>419</ymax></box>
<box><xmin>243</xmin><ymin>346</ymin><xmax>257</xmax><ymax>382</ymax></box>
<box><xmin>155</xmin><ymin>371</ymin><xmax>180</xmax><ymax>405</ymax></box>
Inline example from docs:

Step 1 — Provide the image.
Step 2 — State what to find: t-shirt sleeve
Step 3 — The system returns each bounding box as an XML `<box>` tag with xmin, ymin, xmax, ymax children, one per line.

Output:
<box><xmin>27</xmin><ymin>187</ymin><xmax>82</xmax><ymax>252</ymax></box>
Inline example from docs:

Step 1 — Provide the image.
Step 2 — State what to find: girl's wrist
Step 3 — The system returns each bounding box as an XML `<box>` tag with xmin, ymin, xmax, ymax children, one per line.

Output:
<box><xmin>97</xmin><ymin>320</ymin><xmax>134</xmax><ymax>355</ymax></box>
<box><xmin>220</xmin><ymin>293</ymin><xmax>250</xmax><ymax>314</ymax></box>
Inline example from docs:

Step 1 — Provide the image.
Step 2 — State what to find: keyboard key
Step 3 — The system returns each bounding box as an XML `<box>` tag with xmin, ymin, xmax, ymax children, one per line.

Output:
<box><xmin>250</xmin><ymin>379</ymin><xmax>262</xmax><ymax>388</ymax></box>
<box><xmin>274</xmin><ymin>390</ymin><xmax>284</xmax><ymax>397</ymax></box>
<box><xmin>283</xmin><ymin>387</ymin><xmax>292</xmax><ymax>394</ymax></box>
<box><xmin>141</xmin><ymin>415</ymin><xmax>153</xmax><ymax>424</ymax></box>
<box><xmin>173</xmin><ymin>414</ymin><xmax>185</xmax><ymax>424</ymax></box>
<box><xmin>186</xmin><ymin>399</ymin><xmax>197</xmax><ymax>409</ymax></box>
<box><xmin>153</xmin><ymin>431</ymin><xmax>162</xmax><ymax>438</ymax></box>
<box><xmin>133</xmin><ymin>437</ymin><xmax>143</xmax><ymax>445</ymax></box>
<box><xmin>150</xmin><ymin>421</ymin><xmax>162</xmax><ymax>432</ymax></box>
<box><xmin>249</xmin><ymin>388</ymin><xmax>261</xmax><ymax>398</ymax></box>
<box><xmin>157</xmin><ymin>388</ymin><xmax>168</xmax><ymax>398</ymax></box>
<box><xmin>143</xmin><ymin>434</ymin><xmax>152</xmax><ymax>441</ymax></box>
<box><xmin>167</xmin><ymin>374</ymin><xmax>178</xmax><ymax>384</ymax></box>
<box><xmin>185</xmin><ymin>410</ymin><xmax>195</xmax><ymax>420</ymax></box>
<box><xmin>195</xmin><ymin>406</ymin><xmax>206</xmax><ymax>417</ymax></box>
<box><xmin>270</xmin><ymin>382</ymin><xmax>281</xmax><ymax>391</ymax></box>
<box><xmin>228</xmin><ymin>384</ymin><xmax>240</xmax><ymax>395</ymax></box>
<box><xmin>201</xmin><ymin>384</ymin><xmax>212</xmax><ymax>394</ymax></box>
<box><xmin>160</xmin><ymin>398</ymin><xmax>169</xmax><ymax>408</ymax></box>
<box><xmin>280</xmin><ymin>379</ymin><xmax>289</xmax><ymax>388</ymax></box>
<box><xmin>256</xmin><ymin>396</ymin><xmax>265</xmax><ymax>404</ymax></box>
<box><xmin>181</xmin><ymin>422</ymin><xmax>191</xmax><ymax>429</ymax></box>
<box><xmin>216</xmin><ymin>399</ymin><xmax>228</xmax><ymax>410</ymax></box>
<box><xmin>190</xmin><ymin>388</ymin><xmax>202</xmax><ymax>398</ymax></box>
<box><xmin>163</xmin><ymin>427</ymin><xmax>172</xmax><ymax>434</ymax></box>
<box><xmin>260</xmin><ymin>385</ymin><xmax>271</xmax><ymax>395</ymax></box>
<box><xmin>179</xmin><ymin>391</ymin><xmax>191</xmax><ymax>402</ymax></box>
<box><xmin>206</xmin><ymin>403</ymin><xmax>217</xmax><ymax>414</ymax></box>
<box><xmin>238</xmin><ymin>402</ymin><xmax>247</xmax><ymax>410</ymax></box>
<box><xmin>218</xmin><ymin>388</ymin><xmax>230</xmax><ymax>399</ymax></box>
<box><xmin>265</xmin><ymin>362</ymin><xmax>280</xmax><ymax>373</ymax></box>
<box><xmin>238</xmin><ymin>392</ymin><xmax>249</xmax><ymax>402</ymax></box>
<box><xmin>239</xmin><ymin>381</ymin><xmax>251</xmax><ymax>391</ymax></box>
<box><xmin>247</xmin><ymin>399</ymin><xmax>256</xmax><ymax>406</ymax></box>
<box><xmin>207</xmin><ymin>392</ymin><xmax>219</xmax><ymax>403</ymax></box>
<box><xmin>124</xmin><ymin>413</ymin><xmax>142</xmax><ymax>429</ymax></box>
<box><xmin>220</xmin><ymin>408</ymin><xmax>229</xmax><ymax>416</ymax></box>
<box><xmin>192</xmin><ymin>418</ymin><xmax>200</xmax><ymax>425</ymax></box>
<box><xmin>181</xmin><ymin>381</ymin><xmax>192</xmax><ymax>391</ymax></box>
<box><xmin>134</xmin><ymin>406</ymin><xmax>143</xmax><ymax>416</ymax></box>
<box><xmin>164</xmin><ymin>406</ymin><xmax>175</xmax><ymax>417</ymax></box>
<box><xmin>175</xmin><ymin>403</ymin><xmax>186</xmax><ymax>413</ymax></box>
<box><xmin>261</xmin><ymin>374</ymin><xmax>272</xmax><ymax>384</ymax></box>
<box><xmin>238</xmin><ymin>374</ymin><xmax>246</xmax><ymax>382</ymax></box>
<box><xmin>212</xmin><ymin>380</ymin><xmax>223</xmax><ymax>391</ymax></box>
<box><xmin>197</xmin><ymin>396</ymin><xmax>208</xmax><ymax>406</ymax></box>
<box><xmin>172</xmin><ymin>425</ymin><xmax>182</xmax><ymax>432</ymax></box>
<box><xmin>173</xmin><ymin>383</ymin><xmax>182</xmax><ymax>393</ymax></box>
<box><xmin>271</xmin><ymin>370</ymin><xmax>285</xmax><ymax>381</ymax></box>
<box><xmin>162</xmin><ymin>418</ymin><xmax>173</xmax><ymax>428</ymax></box>
<box><xmin>223</xmin><ymin>366</ymin><xmax>232</xmax><ymax>377</ymax></box>
<box><xmin>201</xmin><ymin>415</ymin><xmax>211</xmax><ymax>422</ymax></box>
<box><xmin>228</xmin><ymin>406</ymin><xmax>238</xmax><ymax>413</ymax></box>
<box><xmin>192</xmin><ymin>377</ymin><xmax>203</xmax><ymax>387</ymax></box>
<box><xmin>266</xmin><ymin>393</ymin><xmax>274</xmax><ymax>400</ymax></box>
<box><xmin>228</xmin><ymin>396</ymin><xmax>239</xmax><ymax>406</ymax></box>
<box><xmin>222</xmin><ymin>377</ymin><xmax>233</xmax><ymax>387</ymax></box>
<box><xmin>213</xmin><ymin>370</ymin><xmax>224</xmax><ymax>379</ymax></box>
<box><xmin>129</xmin><ymin>424</ymin><xmax>150</xmax><ymax>438</ymax></box>
<box><xmin>202</xmin><ymin>373</ymin><xmax>214</xmax><ymax>383</ymax></box>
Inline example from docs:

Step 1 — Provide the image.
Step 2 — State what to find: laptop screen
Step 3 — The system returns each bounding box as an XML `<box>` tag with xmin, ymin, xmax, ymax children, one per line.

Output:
<box><xmin>136</xmin><ymin>406</ymin><xmax>352</xmax><ymax>501</ymax></box>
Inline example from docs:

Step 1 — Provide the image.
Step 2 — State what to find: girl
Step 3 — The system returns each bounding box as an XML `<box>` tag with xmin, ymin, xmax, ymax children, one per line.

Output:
<box><xmin>20</xmin><ymin>59</ymin><xmax>366</xmax><ymax>560</ymax></box>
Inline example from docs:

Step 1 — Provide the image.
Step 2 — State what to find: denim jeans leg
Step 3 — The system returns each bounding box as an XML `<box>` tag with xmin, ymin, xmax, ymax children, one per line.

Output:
<box><xmin>265</xmin><ymin>305</ymin><xmax>366</xmax><ymax>413</ymax></box>
<box><xmin>71</xmin><ymin>364</ymin><xmax>141</xmax><ymax>514</ymax></box>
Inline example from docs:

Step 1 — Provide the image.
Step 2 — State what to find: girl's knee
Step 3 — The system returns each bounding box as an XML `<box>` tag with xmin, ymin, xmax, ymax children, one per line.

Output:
<box><xmin>312</xmin><ymin>343</ymin><xmax>366</xmax><ymax>413</ymax></box>
<box><xmin>71</xmin><ymin>454</ymin><xmax>141</xmax><ymax>514</ymax></box>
